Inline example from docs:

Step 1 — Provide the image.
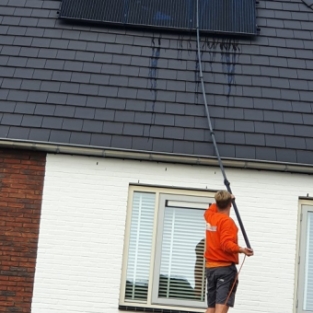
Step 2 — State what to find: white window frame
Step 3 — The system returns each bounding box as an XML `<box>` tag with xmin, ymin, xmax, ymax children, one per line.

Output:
<box><xmin>297</xmin><ymin>201</ymin><xmax>313</xmax><ymax>313</ymax></box>
<box><xmin>119</xmin><ymin>185</ymin><xmax>214</xmax><ymax>312</ymax></box>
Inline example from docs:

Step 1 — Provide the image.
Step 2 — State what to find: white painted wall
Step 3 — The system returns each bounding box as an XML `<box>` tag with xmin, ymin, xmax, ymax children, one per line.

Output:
<box><xmin>32</xmin><ymin>153</ymin><xmax>313</xmax><ymax>313</ymax></box>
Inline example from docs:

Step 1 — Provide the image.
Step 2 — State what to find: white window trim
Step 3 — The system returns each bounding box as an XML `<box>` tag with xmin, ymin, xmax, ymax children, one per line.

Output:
<box><xmin>296</xmin><ymin>199</ymin><xmax>313</xmax><ymax>313</ymax></box>
<box><xmin>119</xmin><ymin>185</ymin><xmax>215</xmax><ymax>312</ymax></box>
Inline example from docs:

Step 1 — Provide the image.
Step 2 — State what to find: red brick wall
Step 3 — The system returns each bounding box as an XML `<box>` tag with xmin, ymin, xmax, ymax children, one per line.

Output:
<box><xmin>0</xmin><ymin>148</ymin><xmax>46</xmax><ymax>313</ymax></box>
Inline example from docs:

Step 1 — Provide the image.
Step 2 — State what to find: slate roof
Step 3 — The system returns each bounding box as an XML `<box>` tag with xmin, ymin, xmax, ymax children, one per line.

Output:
<box><xmin>0</xmin><ymin>0</ymin><xmax>313</xmax><ymax>166</ymax></box>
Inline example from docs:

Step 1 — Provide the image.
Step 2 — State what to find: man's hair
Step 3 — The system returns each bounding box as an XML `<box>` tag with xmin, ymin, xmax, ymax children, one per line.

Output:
<box><xmin>215</xmin><ymin>190</ymin><xmax>232</xmax><ymax>209</ymax></box>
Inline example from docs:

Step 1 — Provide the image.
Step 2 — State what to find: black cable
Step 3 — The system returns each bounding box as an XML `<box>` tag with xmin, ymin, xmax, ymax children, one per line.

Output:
<box><xmin>195</xmin><ymin>0</ymin><xmax>252</xmax><ymax>249</ymax></box>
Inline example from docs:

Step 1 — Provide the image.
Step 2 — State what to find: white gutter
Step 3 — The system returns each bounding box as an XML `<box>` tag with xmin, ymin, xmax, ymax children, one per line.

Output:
<box><xmin>0</xmin><ymin>138</ymin><xmax>313</xmax><ymax>174</ymax></box>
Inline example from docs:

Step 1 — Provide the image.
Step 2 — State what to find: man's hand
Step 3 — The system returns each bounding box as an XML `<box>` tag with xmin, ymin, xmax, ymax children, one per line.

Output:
<box><xmin>239</xmin><ymin>247</ymin><xmax>254</xmax><ymax>256</ymax></box>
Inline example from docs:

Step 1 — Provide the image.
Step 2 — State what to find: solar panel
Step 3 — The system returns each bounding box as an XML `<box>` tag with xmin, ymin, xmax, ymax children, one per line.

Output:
<box><xmin>59</xmin><ymin>0</ymin><xmax>257</xmax><ymax>36</ymax></box>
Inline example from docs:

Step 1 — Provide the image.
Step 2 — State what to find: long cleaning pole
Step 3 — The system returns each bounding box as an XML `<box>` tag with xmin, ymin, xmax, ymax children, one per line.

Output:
<box><xmin>195</xmin><ymin>0</ymin><xmax>252</xmax><ymax>249</ymax></box>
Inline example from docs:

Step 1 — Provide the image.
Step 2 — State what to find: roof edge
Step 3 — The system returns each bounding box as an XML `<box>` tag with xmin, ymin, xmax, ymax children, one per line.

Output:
<box><xmin>0</xmin><ymin>138</ymin><xmax>312</xmax><ymax>175</ymax></box>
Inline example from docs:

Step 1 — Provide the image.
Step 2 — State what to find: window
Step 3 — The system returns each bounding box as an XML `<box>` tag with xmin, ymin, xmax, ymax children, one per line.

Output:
<box><xmin>59</xmin><ymin>0</ymin><xmax>257</xmax><ymax>36</ymax></box>
<box><xmin>120</xmin><ymin>186</ymin><xmax>213</xmax><ymax>312</ymax></box>
<box><xmin>297</xmin><ymin>203</ymin><xmax>313</xmax><ymax>313</ymax></box>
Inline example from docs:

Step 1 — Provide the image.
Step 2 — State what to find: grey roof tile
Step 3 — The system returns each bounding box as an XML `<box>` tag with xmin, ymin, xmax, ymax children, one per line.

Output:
<box><xmin>0</xmin><ymin>101</ymin><xmax>16</xmax><ymax>113</ymax></box>
<box><xmin>294</xmin><ymin>125</ymin><xmax>313</xmax><ymax>137</ymax></box>
<box><xmin>106</xmin><ymin>98</ymin><xmax>125</xmax><ymax>110</ymax></box>
<box><xmin>82</xmin><ymin>120</ymin><xmax>103</xmax><ymax>133</ymax></box>
<box><xmin>123</xmin><ymin>123</ymin><xmax>144</xmax><ymax>136</ymax></box>
<box><xmin>115</xmin><ymin>111</ymin><xmax>135</xmax><ymax>123</ymax></box>
<box><xmin>163</xmin><ymin>127</ymin><xmax>184</xmax><ymax>140</ymax></box>
<box><xmin>0</xmin><ymin>56</ymin><xmax>9</xmax><ymax>66</ymax></box>
<box><xmin>79</xmin><ymin>84</ymin><xmax>99</xmax><ymax>96</ymax></box>
<box><xmin>54</xmin><ymin>105</ymin><xmax>75</xmax><ymax>117</ymax></box>
<box><xmin>132</xmin><ymin>137</ymin><xmax>153</xmax><ymax>151</ymax></box>
<box><xmin>95</xmin><ymin>109</ymin><xmax>115</xmax><ymax>121</ymax></box>
<box><xmin>35</xmin><ymin>103</ymin><xmax>55</xmax><ymax>116</ymax></box>
<box><xmin>74</xmin><ymin>107</ymin><xmax>95</xmax><ymax>119</ymax></box>
<box><xmin>118</xmin><ymin>87</ymin><xmax>137</xmax><ymax>99</ymax></box>
<box><xmin>42</xmin><ymin>116</ymin><xmax>63</xmax><ymax>129</ymax></box>
<box><xmin>47</xmin><ymin>93</ymin><xmax>67</xmax><ymax>105</ymax></box>
<box><xmin>8</xmin><ymin>56</ymin><xmax>27</xmax><ymax>67</ymax></box>
<box><xmin>285</xmin><ymin>137</ymin><xmax>306</xmax><ymax>149</ymax></box>
<box><xmin>283</xmin><ymin>112</ymin><xmax>303</xmax><ymax>124</ymax></box>
<box><xmin>255</xmin><ymin>147</ymin><xmax>277</xmax><ymax>161</ymax></box>
<box><xmin>2</xmin><ymin>46</ymin><xmax>21</xmax><ymax>56</ymax></box>
<box><xmin>8</xmin><ymin>126</ymin><xmax>30</xmax><ymax>139</ymax></box>
<box><xmin>71</xmin><ymin>72</ymin><xmax>91</xmax><ymax>84</ymax></box>
<box><xmin>0</xmin><ymin>89</ymin><xmax>9</xmax><ymax>100</ymax></box>
<box><xmin>0</xmin><ymin>34</ymin><xmax>14</xmax><ymax>45</ymax></box>
<box><xmin>213</xmin><ymin>119</ymin><xmax>234</xmax><ymax>131</ymax></box>
<box><xmin>235</xmin><ymin>121</ymin><xmax>254</xmax><ymax>132</ymax></box>
<box><xmin>27</xmin><ymin>91</ymin><xmax>48</xmax><ymax>103</ymax></box>
<box><xmin>175</xmin><ymin>115</ymin><xmax>195</xmax><ymax>128</ymax></box>
<box><xmin>152</xmin><ymin>138</ymin><xmax>173</xmax><ymax>153</ymax></box>
<box><xmin>28</xmin><ymin>128</ymin><xmax>50</xmax><ymax>141</ymax></box>
<box><xmin>70</xmin><ymin>132</ymin><xmax>91</xmax><ymax>145</ymax></box>
<box><xmin>1</xmin><ymin>113</ymin><xmax>23</xmax><ymax>126</ymax></box>
<box><xmin>154</xmin><ymin>114</ymin><xmax>175</xmax><ymax>126</ymax></box>
<box><xmin>235</xmin><ymin>146</ymin><xmax>256</xmax><ymax>159</ymax></box>
<box><xmin>38</xmin><ymin>48</ymin><xmax>57</xmax><ymax>58</ymax></box>
<box><xmin>50</xmin><ymin>130</ymin><xmax>71</xmax><ymax>143</ymax></box>
<box><xmin>264</xmin><ymin>111</ymin><xmax>283</xmax><ymax>123</ymax></box>
<box><xmin>133</xmin><ymin>111</ymin><xmax>152</xmax><ymax>125</ymax></box>
<box><xmin>2</xmin><ymin>78</ymin><xmax>22</xmax><ymax>89</ymax></box>
<box><xmin>145</xmin><ymin>125</ymin><xmax>163</xmax><ymax>138</ymax></box>
<box><xmin>52</xmin><ymin>71</ymin><xmax>72</xmax><ymax>82</ymax></box>
<box><xmin>21</xmin><ymin>79</ymin><xmax>41</xmax><ymax>91</ymax></box>
<box><xmin>67</xmin><ymin>94</ymin><xmax>87</xmax><ymax>106</ymax></box>
<box><xmin>265</xmin><ymin>135</ymin><xmax>286</xmax><ymax>148</ymax></box>
<box><xmin>0</xmin><ymin>125</ymin><xmax>10</xmax><ymax>137</ymax></box>
<box><xmin>33</xmin><ymin>69</ymin><xmax>53</xmax><ymax>80</ymax></box>
<box><xmin>274</xmin><ymin>123</ymin><xmax>295</xmax><ymax>136</ymax></box>
<box><xmin>297</xmin><ymin>151</ymin><xmax>312</xmax><ymax>165</ymax></box>
<box><xmin>8</xmin><ymin>90</ymin><xmax>28</xmax><ymax>102</ymax></box>
<box><xmin>14</xmin><ymin>68</ymin><xmax>34</xmax><ymax>79</ymax></box>
<box><xmin>111</xmin><ymin>135</ymin><xmax>132</xmax><ymax>149</ymax></box>
<box><xmin>90</xmin><ymin>133</ymin><xmax>111</xmax><ymax>147</ymax></box>
<box><xmin>50</xmin><ymin>38</ymin><xmax>69</xmax><ymax>49</ymax></box>
<box><xmin>41</xmin><ymin>81</ymin><xmax>60</xmax><ymax>92</ymax></box>
<box><xmin>276</xmin><ymin>148</ymin><xmax>297</xmax><ymax>163</ymax></box>
<box><xmin>21</xmin><ymin>115</ymin><xmax>42</xmax><ymax>127</ymax></box>
<box><xmin>45</xmin><ymin>59</ymin><xmax>64</xmax><ymax>70</ymax></box>
<box><xmin>26</xmin><ymin>57</ymin><xmax>45</xmax><ymax>67</ymax></box>
<box><xmin>255</xmin><ymin>122</ymin><xmax>275</xmax><ymax>134</ymax></box>
<box><xmin>60</xmin><ymin>82</ymin><xmax>79</xmax><ymax>94</ymax></box>
<box><xmin>103</xmin><ymin>121</ymin><xmax>123</xmax><ymax>134</ymax></box>
<box><xmin>245</xmin><ymin>134</ymin><xmax>265</xmax><ymax>146</ymax></box>
<box><xmin>62</xmin><ymin>118</ymin><xmax>83</xmax><ymax>131</ymax></box>
<box><xmin>184</xmin><ymin>128</ymin><xmax>204</xmax><ymax>141</ymax></box>
<box><xmin>82</xmin><ymin>62</ymin><xmax>102</xmax><ymax>73</ymax></box>
<box><xmin>225</xmin><ymin>132</ymin><xmax>245</xmax><ymax>145</ymax></box>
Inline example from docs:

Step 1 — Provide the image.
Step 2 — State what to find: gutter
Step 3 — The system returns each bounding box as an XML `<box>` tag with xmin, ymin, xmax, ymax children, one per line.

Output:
<box><xmin>0</xmin><ymin>138</ymin><xmax>313</xmax><ymax>175</ymax></box>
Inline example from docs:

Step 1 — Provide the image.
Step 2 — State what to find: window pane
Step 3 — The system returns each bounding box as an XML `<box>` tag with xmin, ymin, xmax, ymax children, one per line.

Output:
<box><xmin>158</xmin><ymin>206</ymin><xmax>205</xmax><ymax>302</ymax></box>
<box><xmin>125</xmin><ymin>192</ymin><xmax>155</xmax><ymax>302</ymax></box>
<box><xmin>304</xmin><ymin>212</ymin><xmax>313</xmax><ymax>310</ymax></box>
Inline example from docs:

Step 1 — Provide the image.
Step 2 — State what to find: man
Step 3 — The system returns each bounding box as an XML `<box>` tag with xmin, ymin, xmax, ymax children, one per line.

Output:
<box><xmin>204</xmin><ymin>190</ymin><xmax>253</xmax><ymax>313</ymax></box>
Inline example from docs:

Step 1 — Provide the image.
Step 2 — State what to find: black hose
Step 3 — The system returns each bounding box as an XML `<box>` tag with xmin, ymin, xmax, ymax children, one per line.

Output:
<box><xmin>195</xmin><ymin>0</ymin><xmax>252</xmax><ymax>249</ymax></box>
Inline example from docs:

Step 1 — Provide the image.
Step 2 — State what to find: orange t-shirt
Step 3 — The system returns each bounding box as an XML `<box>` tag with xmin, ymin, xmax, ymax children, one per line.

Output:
<box><xmin>204</xmin><ymin>203</ymin><xmax>239</xmax><ymax>267</ymax></box>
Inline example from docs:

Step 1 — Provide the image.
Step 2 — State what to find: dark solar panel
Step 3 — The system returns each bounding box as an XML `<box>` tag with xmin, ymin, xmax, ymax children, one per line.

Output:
<box><xmin>59</xmin><ymin>0</ymin><xmax>257</xmax><ymax>36</ymax></box>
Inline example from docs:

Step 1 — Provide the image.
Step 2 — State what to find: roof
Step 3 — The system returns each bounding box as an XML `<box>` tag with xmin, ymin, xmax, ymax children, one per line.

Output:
<box><xmin>0</xmin><ymin>0</ymin><xmax>313</xmax><ymax>167</ymax></box>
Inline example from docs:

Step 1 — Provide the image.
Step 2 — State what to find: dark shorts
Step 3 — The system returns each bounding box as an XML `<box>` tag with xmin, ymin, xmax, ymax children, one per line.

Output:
<box><xmin>206</xmin><ymin>264</ymin><xmax>238</xmax><ymax>308</ymax></box>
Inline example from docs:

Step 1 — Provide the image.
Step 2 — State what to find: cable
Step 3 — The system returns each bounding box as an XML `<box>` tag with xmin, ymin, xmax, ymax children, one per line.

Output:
<box><xmin>224</xmin><ymin>255</ymin><xmax>246</xmax><ymax>306</ymax></box>
<box><xmin>195</xmin><ymin>0</ymin><xmax>252</xmax><ymax>249</ymax></box>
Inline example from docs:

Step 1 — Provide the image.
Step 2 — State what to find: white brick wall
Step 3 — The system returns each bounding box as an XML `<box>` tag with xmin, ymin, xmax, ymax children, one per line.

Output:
<box><xmin>31</xmin><ymin>153</ymin><xmax>313</xmax><ymax>313</ymax></box>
